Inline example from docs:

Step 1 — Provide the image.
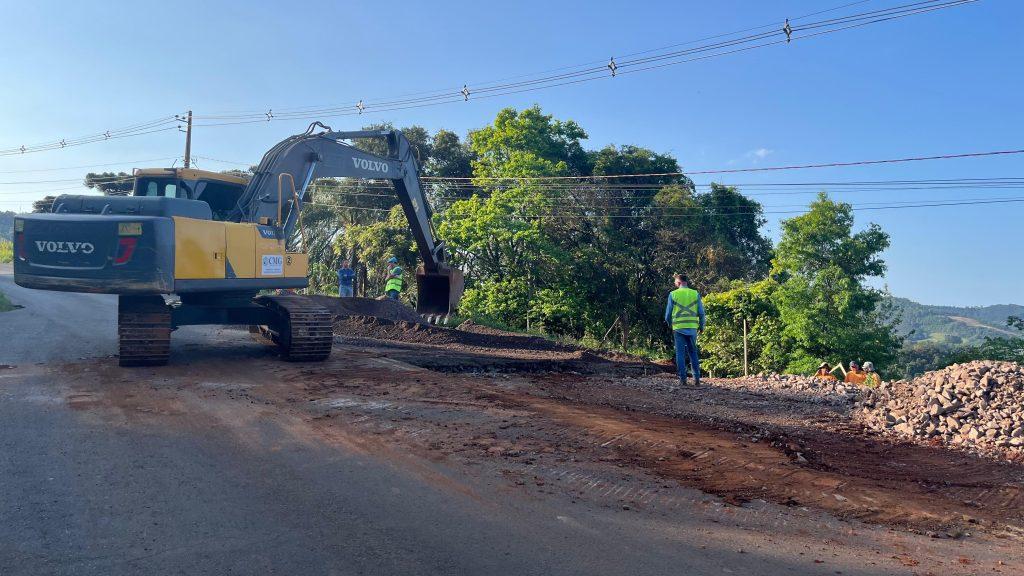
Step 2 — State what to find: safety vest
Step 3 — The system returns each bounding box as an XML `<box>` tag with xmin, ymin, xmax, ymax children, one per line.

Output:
<box><xmin>385</xmin><ymin>266</ymin><xmax>404</xmax><ymax>293</ymax></box>
<box><xmin>669</xmin><ymin>287</ymin><xmax>700</xmax><ymax>331</ymax></box>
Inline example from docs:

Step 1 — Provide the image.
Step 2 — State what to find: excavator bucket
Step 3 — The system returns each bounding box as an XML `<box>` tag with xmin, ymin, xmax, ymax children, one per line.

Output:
<box><xmin>416</xmin><ymin>265</ymin><xmax>465</xmax><ymax>316</ymax></box>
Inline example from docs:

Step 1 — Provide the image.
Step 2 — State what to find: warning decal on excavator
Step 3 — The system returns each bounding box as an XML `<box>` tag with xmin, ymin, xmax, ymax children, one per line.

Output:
<box><xmin>261</xmin><ymin>255</ymin><xmax>283</xmax><ymax>275</ymax></box>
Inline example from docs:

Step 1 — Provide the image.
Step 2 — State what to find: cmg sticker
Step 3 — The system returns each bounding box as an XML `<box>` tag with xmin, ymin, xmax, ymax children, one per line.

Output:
<box><xmin>261</xmin><ymin>255</ymin><xmax>284</xmax><ymax>276</ymax></box>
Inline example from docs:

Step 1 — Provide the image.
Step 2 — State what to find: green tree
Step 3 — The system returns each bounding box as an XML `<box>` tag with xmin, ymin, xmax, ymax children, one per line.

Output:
<box><xmin>33</xmin><ymin>196</ymin><xmax>55</xmax><ymax>213</ymax></box>
<box><xmin>548</xmin><ymin>145</ymin><xmax>690</xmax><ymax>345</ymax></box>
<box><xmin>773</xmin><ymin>192</ymin><xmax>889</xmax><ymax>279</ymax></box>
<box><xmin>85</xmin><ymin>171</ymin><xmax>133</xmax><ymax>196</ymax></box>
<box><xmin>0</xmin><ymin>239</ymin><xmax>12</xmax><ymax>264</ymax></box>
<box><xmin>771</xmin><ymin>193</ymin><xmax>901</xmax><ymax>374</ymax></box>
<box><xmin>427</xmin><ymin>129</ymin><xmax>474</xmax><ymax>179</ymax></box>
<box><xmin>438</xmin><ymin>107</ymin><xmax>587</xmax><ymax>328</ymax></box>
<box><xmin>440</xmin><ymin>107</ymin><xmax>774</xmax><ymax>350</ymax></box>
<box><xmin>702</xmin><ymin>279</ymin><xmax>785</xmax><ymax>377</ymax></box>
<box><xmin>0</xmin><ymin>211</ymin><xmax>15</xmax><ymax>241</ymax></box>
<box><xmin>333</xmin><ymin>205</ymin><xmax>417</xmax><ymax>301</ymax></box>
<box><xmin>469</xmin><ymin>105</ymin><xmax>589</xmax><ymax>178</ymax></box>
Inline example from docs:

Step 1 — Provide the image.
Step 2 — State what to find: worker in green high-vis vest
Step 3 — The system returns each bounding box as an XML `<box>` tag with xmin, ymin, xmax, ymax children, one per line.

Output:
<box><xmin>384</xmin><ymin>256</ymin><xmax>404</xmax><ymax>300</ymax></box>
<box><xmin>664</xmin><ymin>273</ymin><xmax>706</xmax><ymax>385</ymax></box>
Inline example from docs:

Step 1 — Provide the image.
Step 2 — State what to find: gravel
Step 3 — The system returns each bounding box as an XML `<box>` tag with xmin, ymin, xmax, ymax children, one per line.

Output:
<box><xmin>855</xmin><ymin>360</ymin><xmax>1024</xmax><ymax>461</ymax></box>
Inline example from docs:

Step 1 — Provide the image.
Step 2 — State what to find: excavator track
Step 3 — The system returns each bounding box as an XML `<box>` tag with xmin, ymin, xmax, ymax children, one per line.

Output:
<box><xmin>255</xmin><ymin>295</ymin><xmax>333</xmax><ymax>362</ymax></box>
<box><xmin>118</xmin><ymin>295</ymin><xmax>171</xmax><ymax>367</ymax></box>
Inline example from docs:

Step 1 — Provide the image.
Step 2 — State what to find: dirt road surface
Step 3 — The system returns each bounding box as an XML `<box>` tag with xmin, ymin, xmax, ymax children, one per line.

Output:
<box><xmin>2</xmin><ymin>273</ymin><xmax>1022</xmax><ymax>575</ymax></box>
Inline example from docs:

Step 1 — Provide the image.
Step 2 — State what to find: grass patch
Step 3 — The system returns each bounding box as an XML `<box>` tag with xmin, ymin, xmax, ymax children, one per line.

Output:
<box><xmin>0</xmin><ymin>291</ymin><xmax>16</xmax><ymax>313</ymax></box>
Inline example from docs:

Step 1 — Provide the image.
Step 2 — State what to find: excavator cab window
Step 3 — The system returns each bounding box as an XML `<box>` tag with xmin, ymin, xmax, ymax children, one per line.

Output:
<box><xmin>132</xmin><ymin>176</ymin><xmax>243</xmax><ymax>221</ymax></box>
<box><xmin>135</xmin><ymin>177</ymin><xmax>189</xmax><ymax>199</ymax></box>
<box><xmin>193</xmin><ymin>179</ymin><xmax>245</xmax><ymax>221</ymax></box>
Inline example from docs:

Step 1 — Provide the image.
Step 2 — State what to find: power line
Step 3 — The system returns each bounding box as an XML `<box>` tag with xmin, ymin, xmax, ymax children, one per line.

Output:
<box><xmin>191</xmin><ymin>0</ymin><xmax>973</xmax><ymax>126</ymax></box>
<box><xmin>0</xmin><ymin>116</ymin><xmax>181</xmax><ymax>157</ymax></box>
<box><xmin>192</xmin><ymin>155</ymin><xmax>251</xmax><ymax>167</ymax></box>
<box><xmin>200</xmin><ymin>1</ymin><xmax>874</xmax><ymax>119</ymax></box>
<box><xmin>0</xmin><ymin>157</ymin><xmax>178</xmax><ymax>174</ymax></box>
<box><xmin>302</xmin><ymin>195</ymin><xmax>1024</xmax><ymax>219</ymax></box>
<box><xmin>424</xmin><ymin>147</ymin><xmax>1024</xmax><ymax>181</ymax></box>
<box><xmin>0</xmin><ymin>175</ymin><xmax>137</xmax><ymax>186</ymax></box>
<box><xmin>0</xmin><ymin>1</ymin><xmax>974</xmax><ymax>157</ymax></box>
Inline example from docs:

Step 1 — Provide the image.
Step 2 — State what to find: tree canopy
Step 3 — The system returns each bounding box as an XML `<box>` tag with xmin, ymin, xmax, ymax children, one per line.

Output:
<box><xmin>704</xmin><ymin>193</ymin><xmax>902</xmax><ymax>377</ymax></box>
<box><xmin>85</xmin><ymin>172</ymin><xmax>133</xmax><ymax>196</ymax></box>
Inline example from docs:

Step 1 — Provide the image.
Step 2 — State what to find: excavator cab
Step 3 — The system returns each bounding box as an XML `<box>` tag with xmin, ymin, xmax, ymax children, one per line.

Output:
<box><xmin>132</xmin><ymin>168</ymin><xmax>248</xmax><ymax>221</ymax></box>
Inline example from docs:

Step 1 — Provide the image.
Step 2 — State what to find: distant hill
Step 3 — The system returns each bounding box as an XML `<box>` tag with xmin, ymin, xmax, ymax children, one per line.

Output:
<box><xmin>0</xmin><ymin>211</ymin><xmax>14</xmax><ymax>241</ymax></box>
<box><xmin>888</xmin><ymin>296</ymin><xmax>1024</xmax><ymax>345</ymax></box>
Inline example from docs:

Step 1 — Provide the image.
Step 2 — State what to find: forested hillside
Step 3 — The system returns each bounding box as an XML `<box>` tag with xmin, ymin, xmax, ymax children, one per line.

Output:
<box><xmin>0</xmin><ymin>211</ymin><xmax>14</xmax><ymax>241</ymax></box>
<box><xmin>890</xmin><ymin>296</ymin><xmax>1024</xmax><ymax>344</ymax></box>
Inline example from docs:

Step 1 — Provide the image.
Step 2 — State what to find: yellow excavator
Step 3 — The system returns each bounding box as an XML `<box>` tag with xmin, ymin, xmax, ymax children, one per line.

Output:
<box><xmin>12</xmin><ymin>123</ymin><xmax>463</xmax><ymax>366</ymax></box>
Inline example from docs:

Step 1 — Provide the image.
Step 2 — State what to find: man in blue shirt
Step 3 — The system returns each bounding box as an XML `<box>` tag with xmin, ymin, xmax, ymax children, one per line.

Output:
<box><xmin>665</xmin><ymin>273</ymin><xmax>706</xmax><ymax>385</ymax></box>
<box><xmin>337</xmin><ymin>260</ymin><xmax>355</xmax><ymax>298</ymax></box>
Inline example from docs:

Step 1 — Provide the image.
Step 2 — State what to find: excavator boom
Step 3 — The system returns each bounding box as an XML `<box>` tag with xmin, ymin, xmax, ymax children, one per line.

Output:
<box><xmin>234</xmin><ymin>124</ymin><xmax>463</xmax><ymax>314</ymax></box>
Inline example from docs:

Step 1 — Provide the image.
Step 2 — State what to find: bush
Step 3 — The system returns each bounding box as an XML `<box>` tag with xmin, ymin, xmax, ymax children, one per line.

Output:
<box><xmin>0</xmin><ymin>240</ymin><xmax>11</xmax><ymax>264</ymax></box>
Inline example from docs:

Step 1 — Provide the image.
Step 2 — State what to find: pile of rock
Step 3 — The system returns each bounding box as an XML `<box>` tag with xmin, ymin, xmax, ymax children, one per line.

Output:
<box><xmin>750</xmin><ymin>372</ymin><xmax>857</xmax><ymax>394</ymax></box>
<box><xmin>858</xmin><ymin>360</ymin><xmax>1024</xmax><ymax>460</ymax></box>
<box><xmin>721</xmin><ymin>373</ymin><xmax>861</xmax><ymax>406</ymax></box>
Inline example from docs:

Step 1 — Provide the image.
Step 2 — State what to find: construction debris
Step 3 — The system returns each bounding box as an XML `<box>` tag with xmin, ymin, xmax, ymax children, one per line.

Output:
<box><xmin>858</xmin><ymin>360</ymin><xmax>1024</xmax><ymax>460</ymax></box>
<box><xmin>731</xmin><ymin>372</ymin><xmax>861</xmax><ymax>405</ymax></box>
<box><xmin>303</xmin><ymin>295</ymin><xmax>425</xmax><ymax>324</ymax></box>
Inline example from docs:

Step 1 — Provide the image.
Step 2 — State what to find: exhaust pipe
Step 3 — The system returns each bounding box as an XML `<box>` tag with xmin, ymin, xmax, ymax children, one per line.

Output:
<box><xmin>416</xmin><ymin>264</ymin><xmax>464</xmax><ymax>315</ymax></box>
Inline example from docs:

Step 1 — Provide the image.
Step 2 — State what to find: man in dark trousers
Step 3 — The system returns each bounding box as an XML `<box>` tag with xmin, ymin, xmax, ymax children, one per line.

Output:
<box><xmin>665</xmin><ymin>273</ymin><xmax>706</xmax><ymax>385</ymax></box>
<box><xmin>337</xmin><ymin>259</ymin><xmax>355</xmax><ymax>298</ymax></box>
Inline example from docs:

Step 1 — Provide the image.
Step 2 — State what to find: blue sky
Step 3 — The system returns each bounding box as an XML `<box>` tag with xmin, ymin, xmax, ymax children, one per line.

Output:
<box><xmin>1</xmin><ymin>0</ymin><xmax>1021</xmax><ymax>306</ymax></box>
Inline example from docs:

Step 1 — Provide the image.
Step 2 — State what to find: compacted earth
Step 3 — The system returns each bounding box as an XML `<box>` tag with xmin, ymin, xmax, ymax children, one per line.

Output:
<box><xmin>2</xmin><ymin>290</ymin><xmax>1022</xmax><ymax>575</ymax></box>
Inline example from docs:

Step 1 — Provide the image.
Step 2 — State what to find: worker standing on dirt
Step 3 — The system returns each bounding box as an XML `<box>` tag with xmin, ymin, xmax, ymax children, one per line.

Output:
<box><xmin>665</xmin><ymin>273</ymin><xmax>705</xmax><ymax>386</ymax></box>
<box><xmin>385</xmin><ymin>256</ymin><xmax>404</xmax><ymax>300</ymax></box>
<box><xmin>337</xmin><ymin>260</ymin><xmax>355</xmax><ymax>298</ymax></box>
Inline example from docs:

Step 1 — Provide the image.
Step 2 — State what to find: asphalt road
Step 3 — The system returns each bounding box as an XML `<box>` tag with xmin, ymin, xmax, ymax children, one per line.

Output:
<box><xmin>0</xmin><ymin>265</ymin><xmax>1014</xmax><ymax>575</ymax></box>
<box><xmin>0</xmin><ymin>263</ymin><xmax>118</xmax><ymax>364</ymax></box>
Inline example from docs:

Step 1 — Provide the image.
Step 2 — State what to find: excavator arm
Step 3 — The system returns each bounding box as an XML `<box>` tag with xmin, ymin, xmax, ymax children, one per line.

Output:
<box><xmin>233</xmin><ymin>123</ymin><xmax>463</xmax><ymax>314</ymax></box>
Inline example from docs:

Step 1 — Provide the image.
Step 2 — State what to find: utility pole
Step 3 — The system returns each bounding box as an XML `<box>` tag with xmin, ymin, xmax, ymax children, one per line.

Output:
<box><xmin>183</xmin><ymin>110</ymin><xmax>193</xmax><ymax>168</ymax></box>
<box><xmin>742</xmin><ymin>318</ymin><xmax>749</xmax><ymax>377</ymax></box>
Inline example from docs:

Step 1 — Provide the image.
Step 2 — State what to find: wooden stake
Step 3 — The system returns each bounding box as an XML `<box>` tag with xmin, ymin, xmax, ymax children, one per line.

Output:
<box><xmin>743</xmin><ymin>317</ymin><xmax>749</xmax><ymax>377</ymax></box>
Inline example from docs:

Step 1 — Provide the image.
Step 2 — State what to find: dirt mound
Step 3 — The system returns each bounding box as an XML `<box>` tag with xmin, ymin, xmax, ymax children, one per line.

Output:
<box><xmin>858</xmin><ymin>360</ymin><xmax>1024</xmax><ymax>461</ymax></box>
<box><xmin>331</xmin><ymin>315</ymin><xmax>665</xmax><ymax>376</ymax></box>
<box><xmin>334</xmin><ymin>315</ymin><xmax>576</xmax><ymax>353</ymax></box>
<box><xmin>303</xmin><ymin>295</ymin><xmax>424</xmax><ymax>324</ymax></box>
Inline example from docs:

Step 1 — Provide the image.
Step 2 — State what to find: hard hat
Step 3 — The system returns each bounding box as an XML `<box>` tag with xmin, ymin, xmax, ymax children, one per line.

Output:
<box><xmin>387</xmin><ymin>256</ymin><xmax>398</xmax><ymax>263</ymax></box>
<box><xmin>863</xmin><ymin>361</ymin><xmax>874</xmax><ymax>371</ymax></box>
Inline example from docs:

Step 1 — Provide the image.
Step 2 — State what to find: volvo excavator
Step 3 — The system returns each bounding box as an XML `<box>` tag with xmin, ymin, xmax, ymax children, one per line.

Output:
<box><xmin>12</xmin><ymin>123</ymin><xmax>464</xmax><ymax>366</ymax></box>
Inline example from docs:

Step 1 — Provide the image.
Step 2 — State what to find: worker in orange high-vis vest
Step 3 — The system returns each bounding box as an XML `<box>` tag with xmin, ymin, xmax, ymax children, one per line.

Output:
<box><xmin>664</xmin><ymin>273</ymin><xmax>706</xmax><ymax>386</ymax></box>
